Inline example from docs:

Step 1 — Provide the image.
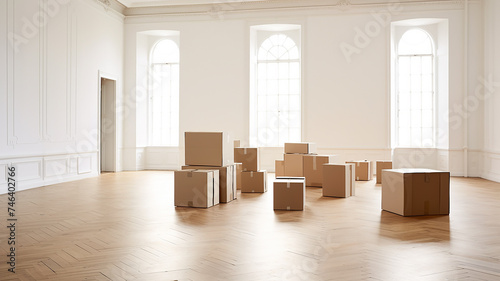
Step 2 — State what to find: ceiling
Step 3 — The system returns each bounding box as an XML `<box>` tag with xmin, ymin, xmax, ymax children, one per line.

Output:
<box><xmin>116</xmin><ymin>0</ymin><xmax>264</xmax><ymax>8</ymax></box>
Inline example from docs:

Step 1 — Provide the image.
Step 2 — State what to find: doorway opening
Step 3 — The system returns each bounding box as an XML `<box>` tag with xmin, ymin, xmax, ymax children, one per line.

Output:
<box><xmin>100</xmin><ymin>77</ymin><xmax>117</xmax><ymax>173</ymax></box>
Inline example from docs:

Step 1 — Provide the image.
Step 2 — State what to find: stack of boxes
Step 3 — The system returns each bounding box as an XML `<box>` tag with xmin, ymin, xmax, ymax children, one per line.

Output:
<box><xmin>235</xmin><ymin>147</ymin><xmax>267</xmax><ymax>193</ymax></box>
<box><xmin>376</xmin><ymin>160</ymin><xmax>392</xmax><ymax>184</ymax></box>
<box><xmin>345</xmin><ymin>160</ymin><xmax>373</xmax><ymax>181</ymax></box>
<box><xmin>174</xmin><ymin>132</ymin><xmax>237</xmax><ymax>208</ymax></box>
<box><xmin>322</xmin><ymin>163</ymin><xmax>355</xmax><ymax>198</ymax></box>
<box><xmin>234</xmin><ymin>140</ymin><xmax>243</xmax><ymax>191</ymax></box>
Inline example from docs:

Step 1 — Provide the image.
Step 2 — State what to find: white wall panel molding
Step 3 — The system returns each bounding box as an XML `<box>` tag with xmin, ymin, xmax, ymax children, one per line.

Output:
<box><xmin>136</xmin><ymin>147</ymin><xmax>145</xmax><ymax>170</ymax></box>
<box><xmin>0</xmin><ymin>152</ymin><xmax>98</xmax><ymax>194</ymax></box>
<box><xmin>40</xmin><ymin>0</ymin><xmax>48</xmax><ymax>143</ymax></box>
<box><xmin>145</xmin><ymin>147</ymin><xmax>180</xmax><ymax>170</ymax></box>
<box><xmin>6</xmin><ymin>0</ymin><xmax>15</xmax><ymax>147</ymax></box>
<box><xmin>78</xmin><ymin>155</ymin><xmax>93</xmax><ymax>174</ymax></box>
<box><xmin>483</xmin><ymin>151</ymin><xmax>500</xmax><ymax>183</ymax></box>
<box><xmin>10</xmin><ymin>0</ymin><xmax>43</xmax><ymax>146</ymax></box>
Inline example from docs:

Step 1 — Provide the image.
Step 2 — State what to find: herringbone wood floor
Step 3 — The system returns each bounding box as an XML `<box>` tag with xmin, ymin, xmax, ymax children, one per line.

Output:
<box><xmin>1</xmin><ymin>171</ymin><xmax>499</xmax><ymax>281</ymax></box>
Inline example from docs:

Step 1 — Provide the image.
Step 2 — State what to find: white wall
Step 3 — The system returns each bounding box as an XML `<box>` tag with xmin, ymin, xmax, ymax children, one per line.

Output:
<box><xmin>123</xmin><ymin>1</ymin><xmax>486</xmax><ymax>175</ymax></box>
<box><xmin>483</xmin><ymin>0</ymin><xmax>500</xmax><ymax>182</ymax></box>
<box><xmin>0</xmin><ymin>0</ymin><xmax>124</xmax><ymax>194</ymax></box>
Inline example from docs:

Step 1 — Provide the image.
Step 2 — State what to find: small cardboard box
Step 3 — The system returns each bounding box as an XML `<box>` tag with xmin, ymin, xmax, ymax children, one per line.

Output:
<box><xmin>303</xmin><ymin>155</ymin><xmax>337</xmax><ymax>187</ymax></box>
<box><xmin>174</xmin><ymin>169</ymin><xmax>219</xmax><ymax>208</ymax></box>
<box><xmin>284</xmin><ymin>142</ymin><xmax>316</xmax><ymax>154</ymax></box>
<box><xmin>346</xmin><ymin>160</ymin><xmax>373</xmax><ymax>181</ymax></box>
<box><xmin>185</xmin><ymin>132</ymin><xmax>234</xmax><ymax>167</ymax></box>
<box><xmin>284</xmin><ymin>153</ymin><xmax>305</xmax><ymax>177</ymax></box>
<box><xmin>234</xmin><ymin>147</ymin><xmax>259</xmax><ymax>172</ymax></box>
<box><xmin>241</xmin><ymin>171</ymin><xmax>267</xmax><ymax>193</ymax></box>
<box><xmin>275</xmin><ymin>160</ymin><xmax>285</xmax><ymax>177</ymax></box>
<box><xmin>182</xmin><ymin>165</ymin><xmax>236</xmax><ymax>203</ymax></box>
<box><xmin>273</xmin><ymin>177</ymin><xmax>305</xmax><ymax>211</ymax></box>
<box><xmin>376</xmin><ymin>160</ymin><xmax>393</xmax><ymax>184</ymax></box>
<box><xmin>382</xmin><ymin>169</ymin><xmax>450</xmax><ymax>216</ymax></box>
<box><xmin>235</xmin><ymin>163</ymin><xmax>242</xmax><ymax>190</ymax></box>
<box><xmin>234</xmin><ymin>140</ymin><xmax>240</xmax><ymax>148</ymax></box>
<box><xmin>323</xmin><ymin>164</ymin><xmax>355</xmax><ymax>198</ymax></box>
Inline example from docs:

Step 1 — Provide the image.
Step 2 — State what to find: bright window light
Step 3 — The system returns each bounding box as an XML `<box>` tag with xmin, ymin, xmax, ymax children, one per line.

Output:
<box><xmin>149</xmin><ymin>39</ymin><xmax>179</xmax><ymax>146</ymax></box>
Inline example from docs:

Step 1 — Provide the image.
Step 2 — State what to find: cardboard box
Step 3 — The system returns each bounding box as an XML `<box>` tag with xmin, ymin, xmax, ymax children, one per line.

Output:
<box><xmin>303</xmin><ymin>155</ymin><xmax>337</xmax><ymax>187</ymax></box>
<box><xmin>174</xmin><ymin>169</ymin><xmax>219</xmax><ymax>208</ymax></box>
<box><xmin>382</xmin><ymin>169</ymin><xmax>450</xmax><ymax>216</ymax></box>
<box><xmin>234</xmin><ymin>140</ymin><xmax>240</xmax><ymax>148</ymax></box>
<box><xmin>323</xmin><ymin>164</ymin><xmax>355</xmax><ymax>198</ymax></box>
<box><xmin>234</xmin><ymin>147</ymin><xmax>259</xmax><ymax>172</ymax></box>
<box><xmin>185</xmin><ymin>132</ymin><xmax>234</xmax><ymax>167</ymax></box>
<box><xmin>182</xmin><ymin>165</ymin><xmax>236</xmax><ymax>203</ymax></box>
<box><xmin>284</xmin><ymin>142</ymin><xmax>316</xmax><ymax>154</ymax></box>
<box><xmin>346</xmin><ymin>160</ymin><xmax>373</xmax><ymax>181</ymax></box>
<box><xmin>376</xmin><ymin>160</ymin><xmax>393</xmax><ymax>184</ymax></box>
<box><xmin>273</xmin><ymin>178</ymin><xmax>305</xmax><ymax>211</ymax></box>
<box><xmin>241</xmin><ymin>171</ymin><xmax>267</xmax><ymax>193</ymax></box>
<box><xmin>275</xmin><ymin>160</ymin><xmax>285</xmax><ymax>177</ymax></box>
<box><xmin>284</xmin><ymin>153</ymin><xmax>305</xmax><ymax>177</ymax></box>
<box><xmin>235</xmin><ymin>163</ymin><xmax>242</xmax><ymax>190</ymax></box>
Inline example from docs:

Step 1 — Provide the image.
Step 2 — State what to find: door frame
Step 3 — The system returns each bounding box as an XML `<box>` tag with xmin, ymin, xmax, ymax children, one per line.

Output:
<box><xmin>98</xmin><ymin>71</ymin><xmax>118</xmax><ymax>173</ymax></box>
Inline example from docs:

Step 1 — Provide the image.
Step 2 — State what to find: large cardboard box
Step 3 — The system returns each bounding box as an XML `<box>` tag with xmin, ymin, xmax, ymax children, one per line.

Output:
<box><xmin>185</xmin><ymin>132</ymin><xmax>234</xmax><ymax>167</ymax></box>
<box><xmin>284</xmin><ymin>153</ymin><xmax>305</xmax><ymax>177</ymax></box>
<box><xmin>182</xmin><ymin>165</ymin><xmax>236</xmax><ymax>203</ymax></box>
<box><xmin>174</xmin><ymin>169</ymin><xmax>219</xmax><ymax>208</ymax></box>
<box><xmin>376</xmin><ymin>160</ymin><xmax>393</xmax><ymax>184</ymax></box>
<box><xmin>234</xmin><ymin>147</ymin><xmax>259</xmax><ymax>172</ymax></box>
<box><xmin>241</xmin><ymin>171</ymin><xmax>267</xmax><ymax>193</ymax></box>
<box><xmin>284</xmin><ymin>142</ymin><xmax>316</xmax><ymax>154</ymax></box>
<box><xmin>323</xmin><ymin>164</ymin><xmax>355</xmax><ymax>198</ymax></box>
<box><xmin>235</xmin><ymin>163</ymin><xmax>242</xmax><ymax>190</ymax></box>
<box><xmin>275</xmin><ymin>160</ymin><xmax>285</xmax><ymax>177</ymax></box>
<box><xmin>346</xmin><ymin>160</ymin><xmax>373</xmax><ymax>181</ymax></box>
<box><xmin>382</xmin><ymin>169</ymin><xmax>450</xmax><ymax>216</ymax></box>
<box><xmin>303</xmin><ymin>155</ymin><xmax>337</xmax><ymax>187</ymax></box>
<box><xmin>273</xmin><ymin>178</ymin><xmax>305</xmax><ymax>211</ymax></box>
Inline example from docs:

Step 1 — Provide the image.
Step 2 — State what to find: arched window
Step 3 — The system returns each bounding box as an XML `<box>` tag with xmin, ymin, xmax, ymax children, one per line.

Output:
<box><xmin>255</xmin><ymin>34</ymin><xmax>301</xmax><ymax>147</ymax></box>
<box><xmin>149</xmin><ymin>39</ymin><xmax>179</xmax><ymax>146</ymax></box>
<box><xmin>396</xmin><ymin>29</ymin><xmax>434</xmax><ymax>147</ymax></box>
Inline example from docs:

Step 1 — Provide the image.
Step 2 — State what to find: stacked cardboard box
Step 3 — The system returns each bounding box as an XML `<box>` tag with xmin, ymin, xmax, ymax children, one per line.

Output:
<box><xmin>345</xmin><ymin>160</ymin><xmax>373</xmax><ymax>181</ymax></box>
<box><xmin>235</xmin><ymin>147</ymin><xmax>267</xmax><ymax>193</ymax></box>
<box><xmin>376</xmin><ymin>160</ymin><xmax>392</xmax><ymax>184</ymax></box>
<box><xmin>303</xmin><ymin>155</ymin><xmax>337</xmax><ymax>187</ymax></box>
<box><xmin>233</xmin><ymin>140</ymin><xmax>242</xmax><ymax>190</ymax></box>
<box><xmin>323</xmin><ymin>164</ymin><xmax>355</xmax><ymax>198</ymax></box>
<box><xmin>174</xmin><ymin>169</ymin><xmax>219</xmax><ymax>208</ymax></box>
<box><xmin>274</xmin><ymin>177</ymin><xmax>305</xmax><ymax>211</ymax></box>
<box><xmin>382</xmin><ymin>169</ymin><xmax>450</xmax><ymax>216</ymax></box>
<box><xmin>281</xmin><ymin>142</ymin><xmax>316</xmax><ymax>177</ymax></box>
<box><xmin>175</xmin><ymin>132</ymin><xmax>236</xmax><ymax>207</ymax></box>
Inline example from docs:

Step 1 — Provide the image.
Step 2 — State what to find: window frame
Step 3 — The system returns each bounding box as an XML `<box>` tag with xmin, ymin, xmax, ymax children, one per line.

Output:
<box><xmin>394</xmin><ymin>28</ymin><xmax>436</xmax><ymax>148</ymax></box>
<box><xmin>148</xmin><ymin>38</ymin><xmax>180</xmax><ymax>147</ymax></box>
<box><xmin>250</xmin><ymin>28</ymin><xmax>302</xmax><ymax>147</ymax></box>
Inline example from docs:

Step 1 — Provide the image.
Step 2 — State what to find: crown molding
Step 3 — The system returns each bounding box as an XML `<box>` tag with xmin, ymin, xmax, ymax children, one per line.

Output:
<box><xmin>123</xmin><ymin>0</ymin><xmax>469</xmax><ymax>18</ymax></box>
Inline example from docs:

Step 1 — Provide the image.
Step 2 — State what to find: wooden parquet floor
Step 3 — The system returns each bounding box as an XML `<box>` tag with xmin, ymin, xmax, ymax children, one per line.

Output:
<box><xmin>1</xmin><ymin>171</ymin><xmax>500</xmax><ymax>281</ymax></box>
